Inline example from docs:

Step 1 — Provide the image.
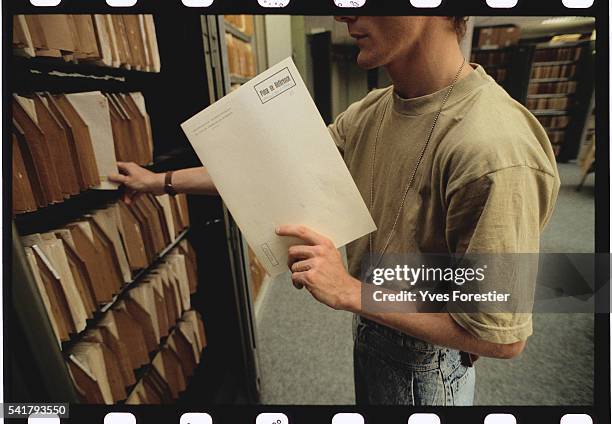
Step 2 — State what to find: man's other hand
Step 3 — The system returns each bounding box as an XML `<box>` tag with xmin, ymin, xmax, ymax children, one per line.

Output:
<box><xmin>276</xmin><ymin>225</ymin><xmax>361</xmax><ymax>312</ymax></box>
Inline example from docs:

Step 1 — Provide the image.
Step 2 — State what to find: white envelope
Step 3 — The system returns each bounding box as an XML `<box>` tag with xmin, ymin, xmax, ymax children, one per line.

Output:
<box><xmin>182</xmin><ymin>57</ymin><xmax>376</xmax><ymax>276</ymax></box>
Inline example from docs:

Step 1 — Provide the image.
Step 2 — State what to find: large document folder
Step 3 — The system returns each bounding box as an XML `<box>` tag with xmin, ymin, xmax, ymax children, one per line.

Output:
<box><xmin>182</xmin><ymin>57</ymin><xmax>376</xmax><ymax>276</ymax></box>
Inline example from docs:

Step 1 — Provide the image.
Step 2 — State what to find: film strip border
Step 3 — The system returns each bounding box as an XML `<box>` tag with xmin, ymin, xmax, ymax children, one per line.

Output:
<box><xmin>4</xmin><ymin>0</ymin><xmax>602</xmax><ymax>14</ymax></box>
<box><xmin>4</xmin><ymin>3</ymin><xmax>609</xmax><ymax>424</ymax></box>
<box><xmin>32</xmin><ymin>405</ymin><xmax>611</xmax><ymax>423</ymax></box>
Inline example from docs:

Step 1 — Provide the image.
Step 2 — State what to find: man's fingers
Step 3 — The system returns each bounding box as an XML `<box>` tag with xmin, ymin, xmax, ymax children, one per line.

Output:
<box><xmin>108</xmin><ymin>173</ymin><xmax>128</xmax><ymax>184</ymax></box>
<box><xmin>116</xmin><ymin>161</ymin><xmax>134</xmax><ymax>174</ymax></box>
<box><xmin>287</xmin><ymin>245</ymin><xmax>316</xmax><ymax>266</ymax></box>
<box><xmin>291</xmin><ymin>271</ymin><xmax>311</xmax><ymax>288</ymax></box>
<box><xmin>276</xmin><ymin>225</ymin><xmax>330</xmax><ymax>246</ymax></box>
<box><xmin>291</xmin><ymin>259</ymin><xmax>313</xmax><ymax>273</ymax></box>
<box><xmin>290</xmin><ymin>259</ymin><xmax>314</xmax><ymax>290</ymax></box>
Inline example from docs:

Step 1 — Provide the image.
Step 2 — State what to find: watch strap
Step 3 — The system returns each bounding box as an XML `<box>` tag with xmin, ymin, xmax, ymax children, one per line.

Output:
<box><xmin>164</xmin><ymin>171</ymin><xmax>177</xmax><ymax>196</ymax></box>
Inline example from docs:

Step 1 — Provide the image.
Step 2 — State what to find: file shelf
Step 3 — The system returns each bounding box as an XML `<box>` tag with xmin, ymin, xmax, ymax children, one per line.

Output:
<box><xmin>12</xmin><ymin>14</ymin><xmax>161</xmax><ymax>73</ymax></box>
<box><xmin>223</xmin><ymin>15</ymin><xmax>258</xmax><ymax>89</ymax></box>
<box><xmin>220</xmin><ymin>15</ymin><xmax>269</xmax><ymax>306</ymax></box>
<box><xmin>10</xmin><ymin>13</ymin><xmax>262</xmax><ymax>406</ymax></box>
<box><xmin>471</xmin><ymin>25</ymin><xmax>595</xmax><ymax>163</ymax></box>
<box><xmin>526</xmin><ymin>39</ymin><xmax>595</xmax><ymax>161</ymax></box>
<box><xmin>62</xmin><ymin>228</ymin><xmax>190</xmax><ymax>351</ymax></box>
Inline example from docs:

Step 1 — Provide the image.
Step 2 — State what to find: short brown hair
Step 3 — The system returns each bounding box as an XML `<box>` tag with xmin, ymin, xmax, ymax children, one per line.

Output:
<box><xmin>451</xmin><ymin>16</ymin><xmax>469</xmax><ymax>40</ymax></box>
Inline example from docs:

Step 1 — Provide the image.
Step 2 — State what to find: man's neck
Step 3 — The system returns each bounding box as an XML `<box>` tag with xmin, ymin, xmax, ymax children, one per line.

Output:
<box><xmin>386</xmin><ymin>37</ymin><xmax>472</xmax><ymax>100</ymax></box>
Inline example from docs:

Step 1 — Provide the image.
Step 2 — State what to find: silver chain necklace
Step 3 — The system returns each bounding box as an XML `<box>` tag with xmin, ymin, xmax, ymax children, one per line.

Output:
<box><xmin>366</xmin><ymin>58</ymin><xmax>467</xmax><ymax>280</ymax></box>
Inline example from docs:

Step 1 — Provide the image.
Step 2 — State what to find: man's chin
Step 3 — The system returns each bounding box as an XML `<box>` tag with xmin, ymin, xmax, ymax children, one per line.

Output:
<box><xmin>356</xmin><ymin>52</ymin><xmax>380</xmax><ymax>70</ymax></box>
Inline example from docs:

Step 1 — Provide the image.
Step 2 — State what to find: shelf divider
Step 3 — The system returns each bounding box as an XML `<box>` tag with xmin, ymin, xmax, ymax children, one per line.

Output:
<box><xmin>224</xmin><ymin>23</ymin><xmax>252</xmax><ymax>43</ymax></box>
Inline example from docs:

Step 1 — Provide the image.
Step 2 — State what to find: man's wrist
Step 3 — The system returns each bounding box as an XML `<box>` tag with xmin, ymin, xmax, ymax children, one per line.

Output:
<box><xmin>341</xmin><ymin>276</ymin><xmax>362</xmax><ymax>313</ymax></box>
<box><xmin>151</xmin><ymin>172</ymin><xmax>166</xmax><ymax>195</ymax></box>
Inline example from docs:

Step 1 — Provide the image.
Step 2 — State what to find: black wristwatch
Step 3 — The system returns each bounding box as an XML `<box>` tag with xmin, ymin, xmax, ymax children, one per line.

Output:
<box><xmin>164</xmin><ymin>170</ymin><xmax>177</xmax><ymax>196</ymax></box>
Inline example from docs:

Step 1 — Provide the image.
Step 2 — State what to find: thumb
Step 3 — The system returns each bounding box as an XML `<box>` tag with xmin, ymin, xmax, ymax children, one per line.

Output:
<box><xmin>108</xmin><ymin>173</ymin><xmax>128</xmax><ymax>184</ymax></box>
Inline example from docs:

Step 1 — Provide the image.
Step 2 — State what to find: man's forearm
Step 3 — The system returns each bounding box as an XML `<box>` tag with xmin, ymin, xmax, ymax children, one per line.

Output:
<box><xmin>361</xmin><ymin>310</ymin><xmax>523</xmax><ymax>359</ymax></box>
<box><xmin>343</xmin><ymin>277</ymin><xmax>525</xmax><ymax>359</ymax></box>
<box><xmin>167</xmin><ymin>167</ymin><xmax>218</xmax><ymax>195</ymax></box>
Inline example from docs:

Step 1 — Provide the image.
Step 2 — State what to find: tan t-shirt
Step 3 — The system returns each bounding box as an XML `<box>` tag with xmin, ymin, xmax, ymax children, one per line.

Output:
<box><xmin>328</xmin><ymin>64</ymin><xmax>560</xmax><ymax>344</ymax></box>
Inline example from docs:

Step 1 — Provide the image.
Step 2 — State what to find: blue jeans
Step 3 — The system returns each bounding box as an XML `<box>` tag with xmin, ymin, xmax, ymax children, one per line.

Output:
<box><xmin>353</xmin><ymin>317</ymin><xmax>475</xmax><ymax>405</ymax></box>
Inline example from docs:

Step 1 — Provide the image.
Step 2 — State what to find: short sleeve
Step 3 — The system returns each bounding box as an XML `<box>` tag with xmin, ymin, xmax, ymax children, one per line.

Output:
<box><xmin>328</xmin><ymin>108</ymin><xmax>352</xmax><ymax>156</ymax></box>
<box><xmin>446</xmin><ymin>166</ymin><xmax>559</xmax><ymax>344</ymax></box>
<box><xmin>327</xmin><ymin>87</ymin><xmax>391</xmax><ymax>159</ymax></box>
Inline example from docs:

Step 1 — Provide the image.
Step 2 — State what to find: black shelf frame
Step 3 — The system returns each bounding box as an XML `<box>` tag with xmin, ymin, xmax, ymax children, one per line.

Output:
<box><xmin>531</xmin><ymin>109</ymin><xmax>570</xmax><ymax>116</ymax></box>
<box><xmin>527</xmin><ymin>93</ymin><xmax>575</xmax><ymax>99</ymax></box>
<box><xmin>530</xmin><ymin>77</ymin><xmax>573</xmax><ymax>83</ymax></box>
<box><xmin>532</xmin><ymin>59</ymin><xmax>579</xmax><ymax>67</ymax></box>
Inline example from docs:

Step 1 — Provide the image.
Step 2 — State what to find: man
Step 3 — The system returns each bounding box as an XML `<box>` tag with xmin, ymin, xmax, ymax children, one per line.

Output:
<box><xmin>110</xmin><ymin>16</ymin><xmax>560</xmax><ymax>405</ymax></box>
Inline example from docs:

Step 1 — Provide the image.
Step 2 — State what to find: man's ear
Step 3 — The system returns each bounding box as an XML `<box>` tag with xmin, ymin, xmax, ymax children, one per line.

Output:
<box><xmin>450</xmin><ymin>16</ymin><xmax>469</xmax><ymax>41</ymax></box>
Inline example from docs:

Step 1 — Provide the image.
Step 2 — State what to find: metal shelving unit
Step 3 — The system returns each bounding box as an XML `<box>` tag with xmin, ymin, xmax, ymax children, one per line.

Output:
<box><xmin>221</xmin><ymin>15</ymin><xmax>260</xmax><ymax>87</ymax></box>
<box><xmin>215</xmin><ymin>14</ymin><xmax>264</xmax><ymax>403</ymax></box>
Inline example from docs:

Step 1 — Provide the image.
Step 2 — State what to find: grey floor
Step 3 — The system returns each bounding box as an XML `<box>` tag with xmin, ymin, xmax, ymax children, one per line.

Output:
<box><xmin>256</xmin><ymin>163</ymin><xmax>595</xmax><ymax>405</ymax></box>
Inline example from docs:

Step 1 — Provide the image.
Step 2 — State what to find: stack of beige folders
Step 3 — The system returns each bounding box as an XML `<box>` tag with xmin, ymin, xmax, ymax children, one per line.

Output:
<box><xmin>66</xmin><ymin>258</ymin><xmax>204</xmax><ymax>404</ymax></box>
<box><xmin>12</xmin><ymin>92</ymin><xmax>154</xmax><ymax>215</ymax></box>
<box><xmin>12</xmin><ymin>14</ymin><xmax>160</xmax><ymax>72</ymax></box>
<box><xmin>22</xmin><ymin>193</ymin><xmax>199</xmax><ymax>404</ymax></box>
<box><xmin>22</xmin><ymin>194</ymin><xmax>192</xmax><ymax>345</ymax></box>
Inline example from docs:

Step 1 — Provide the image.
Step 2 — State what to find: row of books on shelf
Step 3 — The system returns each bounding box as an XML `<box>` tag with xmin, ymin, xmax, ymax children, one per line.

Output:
<box><xmin>533</xmin><ymin>46</ymin><xmax>583</xmax><ymax>64</ymax></box>
<box><xmin>224</xmin><ymin>15</ymin><xmax>255</xmax><ymax>37</ymax></box>
<box><xmin>526</xmin><ymin>96</ymin><xmax>572</xmax><ymax>111</ymax></box>
<box><xmin>67</xmin><ymin>307</ymin><xmax>205</xmax><ymax>404</ymax></box>
<box><xmin>471</xmin><ymin>51</ymin><xmax>511</xmax><ymax>67</ymax></box>
<box><xmin>21</xmin><ymin>194</ymin><xmax>193</xmax><ymax>343</ymax></box>
<box><xmin>531</xmin><ymin>63</ymin><xmax>577</xmax><ymax>80</ymax></box>
<box><xmin>536</xmin><ymin>115</ymin><xmax>571</xmax><ymax>130</ymax></box>
<box><xmin>475</xmin><ymin>26</ymin><xmax>521</xmax><ymax>49</ymax></box>
<box><xmin>126</xmin><ymin>312</ymin><xmax>206</xmax><ymax>404</ymax></box>
<box><xmin>13</xmin><ymin>15</ymin><xmax>160</xmax><ymax>72</ymax></box>
<box><xmin>527</xmin><ymin>80</ymin><xmax>578</xmax><ymax>96</ymax></box>
<box><xmin>225</xmin><ymin>33</ymin><xmax>256</xmax><ymax>78</ymax></box>
<box><xmin>12</xmin><ymin>92</ymin><xmax>153</xmax><ymax>215</ymax></box>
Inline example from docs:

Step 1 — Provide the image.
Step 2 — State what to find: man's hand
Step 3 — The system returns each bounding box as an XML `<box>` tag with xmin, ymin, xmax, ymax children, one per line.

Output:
<box><xmin>108</xmin><ymin>162</ymin><xmax>165</xmax><ymax>204</ymax></box>
<box><xmin>276</xmin><ymin>225</ymin><xmax>361</xmax><ymax>312</ymax></box>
